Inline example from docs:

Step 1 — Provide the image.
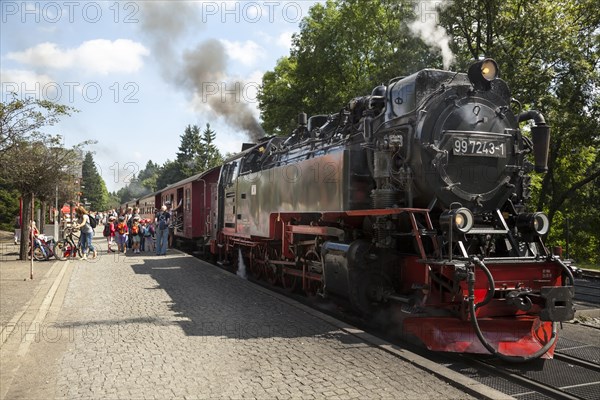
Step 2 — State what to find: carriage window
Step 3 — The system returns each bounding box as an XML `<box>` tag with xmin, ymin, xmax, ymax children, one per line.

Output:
<box><xmin>185</xmin><ymin>188</ymin><xmax>191</xmax><ymax>211</ymax></box>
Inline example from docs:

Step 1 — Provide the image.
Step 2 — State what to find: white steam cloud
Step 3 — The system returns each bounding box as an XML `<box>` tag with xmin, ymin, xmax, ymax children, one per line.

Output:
<box><xmin>408</xmin><ymin>1</ymin><xmax>455</xmax><ymax>69</ymax></box>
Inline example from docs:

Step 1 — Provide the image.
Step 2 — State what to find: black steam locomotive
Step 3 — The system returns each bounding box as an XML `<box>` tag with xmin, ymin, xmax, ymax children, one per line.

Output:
<box><xmin>163</xmin><ymin>59</ymin><xmax>575</xmax><ymax>361</ymax></box>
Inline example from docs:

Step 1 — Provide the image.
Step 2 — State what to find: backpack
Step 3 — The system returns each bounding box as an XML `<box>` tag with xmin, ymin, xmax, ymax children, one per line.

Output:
<box><xmin>117</xmin><ymin>222</ymin><xmax>127</xmax><ymax>235</ymax></box>
<box><xmin>103</xmin><ymin>223</ymin><xmax>110</xmax><ymax>237</ymax></box>
<box><xmin>89</xmin><ymin>215</ymin><xmax>97</xmax><ymax>229</ymax></box>
<box><xmin>158</xmin><ymin>213</ymin><xmax>167</xmax><ymax>230</ymax></box>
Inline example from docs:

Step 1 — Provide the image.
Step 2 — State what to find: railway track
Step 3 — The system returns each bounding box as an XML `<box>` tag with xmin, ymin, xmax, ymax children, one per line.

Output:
<box><xmin>452</xmin><ymin>346</ymin><xmax>600</xmax><ymax>400</ymax></box>
<box><xmin>574</xmin><ymin>281</ymin><xmax>600</xmax><ymax>304</ymax></box>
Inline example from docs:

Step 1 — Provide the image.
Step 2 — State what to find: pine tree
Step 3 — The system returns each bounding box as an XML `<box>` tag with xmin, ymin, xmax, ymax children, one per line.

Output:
<box><xmin>196</xmin><ymin>123</ymin><xmax>223</xmax><ymax>171</ymax></box>
<box><xmin>176</xmin><ymin>125</ymin><xmax>202</xmax><ymax>177</ymax></box>
<box><xmin>81</xmin><ymin>152</ymin><xmax>108</xmax><ymax>210</ymax></box>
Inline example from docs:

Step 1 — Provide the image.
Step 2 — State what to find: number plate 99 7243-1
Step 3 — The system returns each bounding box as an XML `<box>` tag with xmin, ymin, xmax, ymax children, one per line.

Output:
<box><xmin>453</xmin><ymin>138</ymin><xmax>507</xmax><ymax>158</ymax></box>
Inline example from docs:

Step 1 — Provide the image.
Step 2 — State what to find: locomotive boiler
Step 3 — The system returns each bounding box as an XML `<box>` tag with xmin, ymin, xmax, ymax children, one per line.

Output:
<box><xmin>208</xmin><ymin>59</ymin><xmax>575</xmax><ymax>361</ymax></box>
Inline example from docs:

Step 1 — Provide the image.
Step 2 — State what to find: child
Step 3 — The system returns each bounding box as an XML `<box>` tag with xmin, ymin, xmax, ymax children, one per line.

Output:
<box><xmin>116</xmin><ymin>216</ymin><xmax>128</xmax><ymax>253</ymax></box>
<box><xmin>131</xmin><ymin>218</ymin><xmax>141</xmax><ymax>254</ymax></box>
<box><xmin>14</xmin><ymin>216</ymin><xmax>20</xmax><ymax>245</ymax></box>
<box><xmin>104</xmin><ymin>216</ymin><xmax>116</xmax><ymax>252</ymax></box>
<box><xmin>144</xmin><ymin>219</ymin><xmax>155</xmax><ymax>252</ymax></box>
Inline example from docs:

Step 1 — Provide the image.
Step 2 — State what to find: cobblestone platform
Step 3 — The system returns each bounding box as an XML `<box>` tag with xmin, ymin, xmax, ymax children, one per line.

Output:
<box><xmin>1</xmin><ymin>239</ymin><xmax>506</xmax><ymax>399</ymax></box>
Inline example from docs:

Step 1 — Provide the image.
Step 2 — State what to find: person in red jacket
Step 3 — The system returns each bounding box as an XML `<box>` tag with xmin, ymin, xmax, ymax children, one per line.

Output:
<box><xmin>103</xmin><ymin>216</ymin><xmax>116</xmax><ymax>252</ymax></box>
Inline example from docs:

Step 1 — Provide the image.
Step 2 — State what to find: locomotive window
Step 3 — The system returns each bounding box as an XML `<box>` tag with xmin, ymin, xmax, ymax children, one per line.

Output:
<box><xmin>389</xmin><ymin>81</ymin><xmax>416</xmax><ymax>117</ymax></box>
<box><xmin>224</xmin><ymin>161</ymin><xmax>240</xmax><ymax>185</ymax></box>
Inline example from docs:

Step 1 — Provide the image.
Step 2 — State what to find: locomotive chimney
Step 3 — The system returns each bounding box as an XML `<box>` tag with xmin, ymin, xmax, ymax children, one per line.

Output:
<box><xmin>518</xmin><ymin>110</ymin><xmax>550</xmax><ymax>173</ymax></box>
<box><xmin>531</xmin><ymin>124</ymin><xmax>551</xmax><ymax>173</ymax></box>
<box><xmin>298</xmin><ymin>112</ymin><xmax>308</xmax><ymax>127</ymax></box>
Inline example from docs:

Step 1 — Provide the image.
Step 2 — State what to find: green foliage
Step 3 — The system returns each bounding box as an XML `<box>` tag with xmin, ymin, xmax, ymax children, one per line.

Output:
<box><xmin>257</xmin><ymin>0</ymin><xmax>600</xmax><ymax>263</ymax></box>
<box><xmin>81</xmin><ymin>152</ymin><xmax>109</xmax><ymax>211</ymax></box>
<box><xmin>0</xmin><ymin>178</ymin><xmax>20</xmax><ymax>231</ymax></box>
<box><xmin>258</xmin><ymin>0</ymin><xmax>439</xmax><ymax>134</ymax></box>
<box><xmin>0</xmin><ymin>93</ymin><xmax>77</xmax><ymax>155</ymax></box>
<box><xmin>138</xmin><ymin>160</ymin><xmax>161</xmax><ymax>193</ymax></box>
<box><xmin>177</xmin><ymin>125</ymin><xmax>202</xmax><ymax>177</ymax></box>
<box><xmin>440</xmin><ymin>0</ymin><xmax>600</xmax><ymax>263</ymax></box>
<box><xmin>155</xmin><ymin>159</ymin><xmax>185</xmax><ymax>191</ymax></box>
<box><xmin>196</xmin><ymin>123</ymin><xmax>223</xmax><ymax>171</ymax></box>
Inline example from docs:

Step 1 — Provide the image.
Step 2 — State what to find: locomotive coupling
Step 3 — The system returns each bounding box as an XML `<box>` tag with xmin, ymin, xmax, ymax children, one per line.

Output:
<box><xmin>506</xmin><ymin>289</ymin><xmax>534</xmax><ymax>312</ymax></box>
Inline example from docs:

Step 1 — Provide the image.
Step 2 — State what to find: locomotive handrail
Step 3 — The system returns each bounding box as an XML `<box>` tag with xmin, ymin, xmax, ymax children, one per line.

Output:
<box><xmin>467</xmin><ymin>228</ymin><xmax>509</xmax><ymax>235</ymax></box>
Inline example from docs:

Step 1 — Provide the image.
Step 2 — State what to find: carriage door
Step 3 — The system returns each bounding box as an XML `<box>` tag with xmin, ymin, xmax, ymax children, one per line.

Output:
<box><xmin>176</xmin><ymin>188</ymin><xmax>184</xmax><ymax>235</ymax></box>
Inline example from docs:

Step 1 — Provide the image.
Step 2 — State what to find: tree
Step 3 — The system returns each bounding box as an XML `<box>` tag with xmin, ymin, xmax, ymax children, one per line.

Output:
<box><xmin>176</xmin><ymin>124</ymin><xmax>202</xmax><ymax>177</ymax></box>
<box><xmin>138</xmin><ymin>160</ymin><xmax>161</xmax><ymax>193</ymax></box>
<box><xmin>0</xmin><ymin>178</ymin><xmax>20</xmax><ymax>232</ymax></box>
<box><xmin>155</xmin><ymin>159</ymin><xmax>185</xmax><ymax>190</ymax></box>
<box><xmin>257</xmin><ymin>0</ymin><xmax>600</xmax><ymax>263</ymax></box>
<box><xmin>81</xmin><ymin>152</ymin><xmax>109</xmax><ymax>211</ymax></box>
<box><xmin>0</xmin><ymin>94</ymin><xmax>76</xmax><ymax>155</ymax></box>
<box><xmin>1</xmin><ymin>94</ymin><xmax>80</xmax><ymax>257</ymax></box>
<box><xmin>258</xmin><ymin>0</ymin><xmax>438</xmax><ymax>134</ymax></box>
<box><xmin>1</xmin><ymin>138</ymin><xmax>80</xmax><ymax>259</ymax></box>
<box><xmin>440</xmin><ymin>0</ymin><xmax>600</xmax><ymax>262</ymax></box>
<box><xmin>196</xmin><ymin>123</ymin><xmax>222</xmax><ymax>171</ymax></box>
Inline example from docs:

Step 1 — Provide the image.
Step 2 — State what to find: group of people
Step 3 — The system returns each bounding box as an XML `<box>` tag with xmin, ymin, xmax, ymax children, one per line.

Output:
<box><xmin>17</xmin><ymin>202</ymin><xmax>175</xmax><ymax>260</ymax></box>
<box><xmin>101</xmin><ymin>205</ymin><xmax>172</xmax><ymax>256</ymax></box>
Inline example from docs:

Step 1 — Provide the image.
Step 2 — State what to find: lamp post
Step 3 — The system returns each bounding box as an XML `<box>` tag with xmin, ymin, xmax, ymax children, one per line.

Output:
<box><xmin>54</xmin><ymin>185</ymin><xmax>59</xmax><ymax>240</ymax></box>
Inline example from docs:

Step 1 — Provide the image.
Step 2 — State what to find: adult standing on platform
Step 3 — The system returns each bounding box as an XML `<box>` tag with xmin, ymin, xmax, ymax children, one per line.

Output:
<box><xmin>74</xmin><ymin>205</ymin><xmax>96</xmax><ymax>260</ymax></box>
<box><xmin>154</xmin><ymin>205</ymin><xmax>170</xmax><ymax>256</ymax></box>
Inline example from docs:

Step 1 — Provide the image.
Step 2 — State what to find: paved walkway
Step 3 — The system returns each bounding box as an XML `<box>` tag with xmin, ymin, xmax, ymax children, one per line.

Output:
<box><xmin>1</xmin><ymin>234</ymin><xmax>505</xmax><ymax>399</ymax></box>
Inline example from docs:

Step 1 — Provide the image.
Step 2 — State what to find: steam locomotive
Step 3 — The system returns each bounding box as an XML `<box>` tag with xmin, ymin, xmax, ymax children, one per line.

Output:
<box><xmin>158</xmin><ymin>59</ymin><xmax>575</xmax><ymax>361</ymax></box>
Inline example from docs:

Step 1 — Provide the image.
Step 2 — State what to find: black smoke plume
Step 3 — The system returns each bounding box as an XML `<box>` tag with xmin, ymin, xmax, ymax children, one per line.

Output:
<box><xmin>139</xmin><ymin>2</ymin><xmax>264</xmax><ymax>141</ymax></box>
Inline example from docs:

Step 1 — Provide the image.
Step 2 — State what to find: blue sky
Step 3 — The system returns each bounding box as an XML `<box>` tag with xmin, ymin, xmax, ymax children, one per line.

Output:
<box><xmin>1</xmin><ymin>1</ymin><xmax>322</xmax><ymax>192</ymax></box>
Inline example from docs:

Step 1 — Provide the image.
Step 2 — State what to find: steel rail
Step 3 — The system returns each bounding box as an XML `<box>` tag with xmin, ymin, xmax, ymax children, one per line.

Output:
<box><xmin>459</xmin><ymin>356</ymin><xmax>588</xmax><ymax>400</ymax></box>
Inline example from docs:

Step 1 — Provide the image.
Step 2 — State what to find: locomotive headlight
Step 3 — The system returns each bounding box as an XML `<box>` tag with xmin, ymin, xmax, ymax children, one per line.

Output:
<box><xmin>440</xmin><ymin>207</ymin><xmax>474</xmax><ymax>234</ymax></box>
<box><xmin>468</xmin><ymin>58</ymin><xmax>499</xmax><ymax>90</ymax></box>
<box><xmin>516</xmin><ymin>212</ymin><xmax>550</xmax><ymax>236</ymax></box>
<box><xmin>480</xmin><ymin>59</ymin><xmax>498</xmax><ymax>81</ymax></box>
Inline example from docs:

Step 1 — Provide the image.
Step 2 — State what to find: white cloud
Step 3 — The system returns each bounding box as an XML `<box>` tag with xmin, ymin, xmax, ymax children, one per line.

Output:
<box><xmin>276</xmin><ymin>31</ymin><xmax>294</xmax><ymax>49</ymax></box>
<box><xmin>1</xmin><ymin>69</ymin><xmax>54</xmax><ymax>98</ymax></box>
<box><xmin>7</xmin><ymin>39</ymin><xmax>149</xmax><ymax>75</ymax></box>
<box><xmin>219</xmin><ymin>39</ymin><xmax>265</xmax><ymax>66</ymax></box>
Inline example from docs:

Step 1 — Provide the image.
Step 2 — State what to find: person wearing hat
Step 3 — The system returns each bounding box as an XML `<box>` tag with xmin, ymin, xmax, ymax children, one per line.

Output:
<box><xmin>154</xmin><ymin>205</ymin><xmax>171</xmax><ymax>256</ymax></box>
